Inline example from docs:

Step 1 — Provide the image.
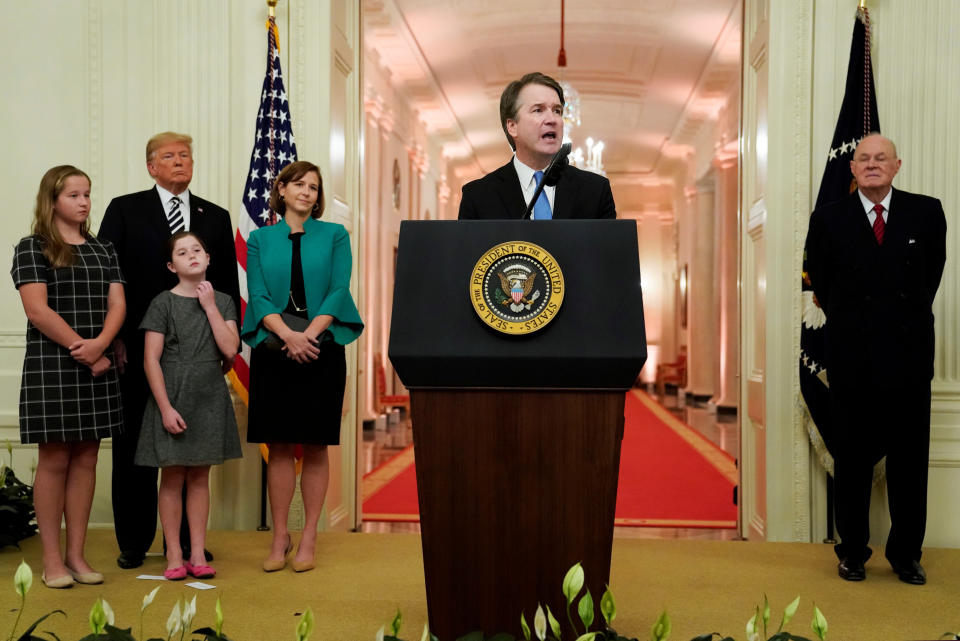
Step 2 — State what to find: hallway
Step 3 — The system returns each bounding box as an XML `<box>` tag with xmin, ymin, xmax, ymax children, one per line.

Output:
<box><xmin>360</xmin><ymin>387</ymin><xmax>739</xmax><ymax>541</ymax></box>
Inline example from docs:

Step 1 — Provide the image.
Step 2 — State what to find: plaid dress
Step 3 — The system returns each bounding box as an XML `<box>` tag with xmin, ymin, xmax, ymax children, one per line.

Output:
<box><xmin>11</xmin><ymin>235</ymin><xmax>124</xmax><ymax>443</ymax></box>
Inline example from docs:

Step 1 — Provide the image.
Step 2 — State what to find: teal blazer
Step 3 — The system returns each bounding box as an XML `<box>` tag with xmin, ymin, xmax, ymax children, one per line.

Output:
<box><xmin>241</xmin><ymin>217</ymin><xmax>363</xmax><ymax>348</ymax></box>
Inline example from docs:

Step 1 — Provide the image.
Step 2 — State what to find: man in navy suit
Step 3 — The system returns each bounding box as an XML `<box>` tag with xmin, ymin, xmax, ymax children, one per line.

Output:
<box><xmin>458</xmin><ymin>72</ymin><xmax>616</xmax><ymax>220</ymax></box>
<box><xmin>805</xmin><ymin>133</ymin><xmax>946</xmax><ymax>585</ymax></box>
<box><xmin>99</xmin><ymin>132</ymin><xmax>241</xmax><ymax>569</ymax></box>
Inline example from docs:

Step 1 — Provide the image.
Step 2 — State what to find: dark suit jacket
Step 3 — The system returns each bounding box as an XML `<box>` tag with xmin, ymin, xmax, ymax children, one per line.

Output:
<box><xmin>457</xmin><ymin>161</ymin><xmax>617</xmax><ymax>220</ymax></box>
<box><xmin>98</xmin><ymin>187</ymin><xmax>242</xmax><ymax>349</ymax></box>
<box><xmin>805</xmin><ymin>188</ymin><xmax>946</xmax><ymax>389</ymax></box>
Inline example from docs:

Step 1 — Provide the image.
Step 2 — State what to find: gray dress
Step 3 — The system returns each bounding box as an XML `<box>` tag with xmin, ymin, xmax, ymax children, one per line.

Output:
<box><xmin>134</xmin><ymin>290</ymin><xmax>242</xmax><ymax>467</ymax></box>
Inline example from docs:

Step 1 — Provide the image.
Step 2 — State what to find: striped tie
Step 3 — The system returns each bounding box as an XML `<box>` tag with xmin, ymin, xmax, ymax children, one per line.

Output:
<box><xmin>872</xmin><ymin>203</ymin><xmax>885</xmax><ymax>245</ymax></box>
<box><xmin>167</xmin><ymin>196</ymin><xmax>185</xmax><ymax>234</ymax></box>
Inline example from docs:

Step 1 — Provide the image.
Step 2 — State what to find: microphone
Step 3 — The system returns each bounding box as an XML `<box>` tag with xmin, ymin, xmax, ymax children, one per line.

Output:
<box><xmin>525</xmin><ymin>143</ymin><xmax>572</xmax><ymax>219</ymax></box>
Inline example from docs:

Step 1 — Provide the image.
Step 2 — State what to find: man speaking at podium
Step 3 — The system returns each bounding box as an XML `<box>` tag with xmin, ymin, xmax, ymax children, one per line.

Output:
<box><xmin>458</xmin><ymin>72</ymin><xmax>617</xmax><ymax>220</ymax></box>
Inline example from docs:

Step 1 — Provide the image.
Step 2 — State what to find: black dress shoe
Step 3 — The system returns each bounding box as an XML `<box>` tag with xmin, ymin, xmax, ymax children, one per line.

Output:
<box><xmin>838</xmin><ymin>558</ymin><xmax>866</xmax><ymax>581</ymax></box>
<box><xmin>116</xmin><ymin>550</ymin><xmax>145</xmax><ymax>569</ymax></box>
<box><xmin>891</xmin><ymin>560</ymin><xmax>926</xmax><ymax>585</ymax></box>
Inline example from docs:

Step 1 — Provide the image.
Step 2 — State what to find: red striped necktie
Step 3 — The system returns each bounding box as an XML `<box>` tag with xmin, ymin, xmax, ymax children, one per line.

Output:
<box><xmin>872</xmin><ymin>203</ymin><xmax>885</xmax><ymax>245</ymax></box>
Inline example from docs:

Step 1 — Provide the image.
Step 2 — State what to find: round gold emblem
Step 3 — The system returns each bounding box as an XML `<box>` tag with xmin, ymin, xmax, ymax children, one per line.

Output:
<box><xmin>469</xmin><ymin>241</ymin><xmax>564</xmax><ymax>335</ymax></box>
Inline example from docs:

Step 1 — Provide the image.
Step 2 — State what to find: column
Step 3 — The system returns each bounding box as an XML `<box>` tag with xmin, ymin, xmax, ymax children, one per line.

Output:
<box><xmin>712</xmin><ymin>151</ymin><xmax>739</xmax><ymax>409</ymax></box>
<box><xmin>685</xmin><ymin>179</ymin><xmax>716</xmax><ymax>399</ymax></box>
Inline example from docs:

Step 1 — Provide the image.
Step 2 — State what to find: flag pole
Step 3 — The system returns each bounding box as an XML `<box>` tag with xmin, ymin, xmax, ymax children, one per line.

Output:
<box><xmin>258</xmin><ymin>0</ymin><xmax>280</xmax><ymax>534</ymax></box>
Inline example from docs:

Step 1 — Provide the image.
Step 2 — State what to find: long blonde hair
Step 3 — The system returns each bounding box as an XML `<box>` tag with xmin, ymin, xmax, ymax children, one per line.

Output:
<box><xmin>32</xmin><ymin>165</ymin><xmax>91</xmax><ymax>268</ymax></box>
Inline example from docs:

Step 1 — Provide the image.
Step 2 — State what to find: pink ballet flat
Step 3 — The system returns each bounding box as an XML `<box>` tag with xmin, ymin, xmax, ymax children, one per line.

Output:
<box><xmin>163</xmin><ymin>565</ymin><xmax>188</xmax><ymax>581</ymax></box>
<box><xmin>184</xmin><ymin>562</ymin><xmax>216</xmax><ymax>579</ymax></box>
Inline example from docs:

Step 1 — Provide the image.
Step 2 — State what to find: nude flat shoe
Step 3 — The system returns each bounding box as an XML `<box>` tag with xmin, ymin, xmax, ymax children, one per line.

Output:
<box><xmin>65</xmin><ymin>565</ymin><xmax>104</xmax><ymax>585</ymax></box>
<box><xmin>262</xmin><ymin>534</ymin><xmax>293</xmax><ymax>572</ymax></box>
<box><xmin>41</xmin><ymin>572</ymin><xmax>75</xmax><ymax>589</ymax></box>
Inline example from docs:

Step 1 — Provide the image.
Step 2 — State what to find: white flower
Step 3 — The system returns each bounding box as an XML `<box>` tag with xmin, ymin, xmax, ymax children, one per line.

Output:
<box><xmin>181</xmin><ymin>594</ymin><xmax>197</xmax><ymax>629</ymax></box>
<box><xmin>102</xmin><ymin>599</ymin><xmax>115</xmax><ymax>626</ymax></box>
<box><xmin>14</xmin><ymin>560</ymin><xmax>32</xmax><ymax>597</ymax></box>
<box><xmin>166</xmin><ymin>600</ymin><xmax>182</xmax><ymax>639</ymax></box>
<box><xmin>534</xmin><ymin>604</ymin><xmax>547</xmax><ymax>641</ymax></box>
<box><xmin>141</xmin><ymin>586</ymin><xmax>160</xmax><ymax>612</ymax></box>
<box><xmin>802</xmin><ymin>290</ymin><xmax>826</xmax><ymax>329</ymax></box>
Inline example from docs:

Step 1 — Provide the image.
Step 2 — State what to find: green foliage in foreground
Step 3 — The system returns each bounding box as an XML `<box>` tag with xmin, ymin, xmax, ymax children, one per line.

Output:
<box><xmin>6</xmin><ymin>559</ymin><xmax>313</xmax><ymax>641</ymax></box>
<box><xmin>377</xmin><ymin>564</ymin><xmax>832</xmax><ymax>641</ymax></box>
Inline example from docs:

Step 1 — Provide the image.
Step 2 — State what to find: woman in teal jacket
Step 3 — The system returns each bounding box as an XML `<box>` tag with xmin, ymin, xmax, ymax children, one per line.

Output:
<box><xmin>241</xmin><ymin>160</ymin><xmax>362</xmax><ymax>573</ymax></box>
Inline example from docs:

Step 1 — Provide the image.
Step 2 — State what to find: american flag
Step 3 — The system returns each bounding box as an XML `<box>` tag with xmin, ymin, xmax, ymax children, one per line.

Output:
<box><xmin>800</xmin><ymin>5</ymin><xmax>879</xmax><ymax>468</ymax></box>
<box><xmin>230</xmin><ymin>16</ymin><xmax>298</xmax><ymax>401</ymax></box>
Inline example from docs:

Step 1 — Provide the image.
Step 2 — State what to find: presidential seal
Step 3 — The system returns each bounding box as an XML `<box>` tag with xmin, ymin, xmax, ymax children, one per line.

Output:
<box><xmin>469</xmin><ymin>241</ymin><xmax>564</xmax><ymax>335</ymax></box>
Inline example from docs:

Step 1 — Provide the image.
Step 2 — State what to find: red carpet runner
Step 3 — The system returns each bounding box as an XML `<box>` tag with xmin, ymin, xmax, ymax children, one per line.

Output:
<box><xmin>362</xmin><ymin>390</ymin><xmax>737</xmax><ymax>528</ymax></box>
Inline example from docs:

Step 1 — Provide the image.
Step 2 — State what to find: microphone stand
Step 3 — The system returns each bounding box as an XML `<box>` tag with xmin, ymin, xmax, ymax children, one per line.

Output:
<box><xmin>524</xmin><ymin>142</ymin><xmax>572</xmax><ymax>219</ymax></box>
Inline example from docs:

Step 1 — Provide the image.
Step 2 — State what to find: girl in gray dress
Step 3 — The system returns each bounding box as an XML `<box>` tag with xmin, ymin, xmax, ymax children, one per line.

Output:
<box><xmin>135</xmin><ymin>231</ymin><xmax>241</xmax><ymax>580</ymax></box>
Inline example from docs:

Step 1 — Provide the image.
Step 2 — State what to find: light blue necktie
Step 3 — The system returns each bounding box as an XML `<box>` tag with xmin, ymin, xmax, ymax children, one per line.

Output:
<box><xmin>532</xmin><ymin>171</ymin><xmax>553</xmax><ymax>220</ymax></box>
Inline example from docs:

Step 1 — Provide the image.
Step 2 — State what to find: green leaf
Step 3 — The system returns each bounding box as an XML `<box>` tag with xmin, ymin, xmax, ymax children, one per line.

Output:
<box><xmin>577</xmin><ymin>590</ymin><xmax>595</xmax><ymax>631</ymax></box>
<box><xmin>781</xmin><ymin>596</ymin><xmax>801</xmax><ymax>632</ymax></box>
<box><xmin>454</xmin><ymin>633</ymin><xmax>484</xmax><ymax>641</ymax></box>
<box><xmin>811</xmin><ymin>604</ymin><xmax>828</xmax><ymax>640</ymax></box>
<box><xmin>391</xmin><ymin>608</ymin><xmax>403</xmax><ymax>637</ymax></box>
<box><xmin>574</xmin><ymin>634</ymin><xmax>598</xmax><ymax>641</ymax></box>
<box><xmin>296</xmin><ymin>607</ymin><xmax>315</xmax><ymax>641</ymax></box>
<box><xmin>599</xmin><ymin>587</ymin><xmax>616</xmax><ymax>626</ymax></box>
<box><xmin>419</xmin><ymin>623</ymin><xmax>430</xmax><ymax>641</ymax></box>
<box><xmin>376</xmin><ymin>624</ymin><xmax>386</xmax><ymax>641</ymax></box>
<box><xmin>562</xmin><ymin>563</ymin><xmax>585</xmax><ymax>606</ymax></box>
<box><xmin>14</xmin><ymin>610</ymin><xmax>65</xmax><ymax>641</ymax></box>
<box><xmin>534</xmin><ymin>604</ymin><xmax>548</xmax><ymax>641</ymax></box>
<box><xmin>90</xmin><ymin>598</ymin><xmax>108</xmax><ymax>634</ymax></box>
<box><xmin>651</xmin><ymin>610</ymin><xmax>671</xmax><ymax>641</ymax></box>
<box><xmin>214</xmin><ymin>595</ymin><xmax>224</xmax><ymax>637</ymax></box>
<box><xmin>521</xmin><ymin>612</ymin><xmax>531</xmax><ymax>641</ymax></box>
<box><xmin>546</xmin><ymin>605</ymin><xmax>562</xmax><ymax>640</ymax></box>
<box><xmin>762</xmin><ymin>594</ymin><xmax>771</xmax><ymax>633</ymax></box>
<box><xmin>102</xmin><ymin>624</ymin><xmax>138</xmax><ymax>640</ymax></box>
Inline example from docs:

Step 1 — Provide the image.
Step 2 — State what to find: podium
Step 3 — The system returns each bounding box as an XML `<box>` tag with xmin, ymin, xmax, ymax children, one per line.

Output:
<box><xmin>388</xmin><ymin>220</ymin><xmax>646</xmax><ymax>639</ymax></box>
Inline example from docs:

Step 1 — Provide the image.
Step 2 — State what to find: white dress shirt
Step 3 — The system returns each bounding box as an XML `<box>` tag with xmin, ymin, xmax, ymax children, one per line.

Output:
<box><xmin>513</xmin><ymin>156</ymin><xmax>556</xmax><ymax>220</ymax></box>
<box><xmin>155</xmin><ymin>184</ymin><xmax>192</xmax><ymax>231</ymax></box>
<box><xmin>858</xmin><ymin>188</ymin><xmax>892</xmax><ymax>226</ymax></box>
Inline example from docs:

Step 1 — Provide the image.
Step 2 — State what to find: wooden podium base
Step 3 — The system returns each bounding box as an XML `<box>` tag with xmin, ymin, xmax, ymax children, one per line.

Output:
<box><xmin>410</xmin><ymin>389</ymin><xmax>625</xmax><ymax>639</ymax></box>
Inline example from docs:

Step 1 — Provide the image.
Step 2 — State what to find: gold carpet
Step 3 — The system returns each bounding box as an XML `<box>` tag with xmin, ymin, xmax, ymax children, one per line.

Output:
<box><xmin>2</xmin><ymin>530</ymin><xmax>959</xmax><ymax>641</ymax></box>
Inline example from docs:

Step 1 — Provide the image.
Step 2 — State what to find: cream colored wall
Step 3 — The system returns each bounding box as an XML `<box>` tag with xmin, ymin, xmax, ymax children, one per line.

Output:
<box><xmin>0</xmin><ymin>0</ymin><xmax>362</xmax><ymax>533</ymax></box>
<box><xmin>745</xmin><ymin>0</ymin><xmax>960</xmax><ymax>546</ymax></box>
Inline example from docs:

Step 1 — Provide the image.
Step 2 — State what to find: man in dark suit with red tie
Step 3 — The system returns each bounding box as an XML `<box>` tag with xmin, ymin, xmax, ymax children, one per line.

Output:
<box><xmin>458</xmin><ymin>72</ymin><xmax>616</xmax><ymax>220</ymax></box>
<box><xmin>99</xmin><ymin>132</ymin><xmax>241</xmax><ymax>569</ymax></box>
<box><xmin>805</xmin><ymin>133</ymin><xmax>946</xmax><ymax>585</ymax></box>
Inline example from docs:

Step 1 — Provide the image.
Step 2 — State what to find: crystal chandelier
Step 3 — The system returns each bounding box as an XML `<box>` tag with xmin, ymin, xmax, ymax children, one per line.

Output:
<box><xmin>557</xmin><ymin>0</ymin><xmax>605</xmax><ymax>175</ymax></box>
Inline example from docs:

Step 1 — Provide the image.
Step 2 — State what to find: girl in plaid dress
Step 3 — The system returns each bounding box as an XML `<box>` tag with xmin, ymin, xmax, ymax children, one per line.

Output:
<box><xmin>11</xmin><ymin>166</ymin><xmax>125</xmax><ymax>588</ymax></box>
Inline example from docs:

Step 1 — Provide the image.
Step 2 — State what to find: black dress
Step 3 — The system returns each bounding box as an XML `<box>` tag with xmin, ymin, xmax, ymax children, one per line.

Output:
<box><xmin>247</xmin><ymin>232</ymin><xmax>346</xmax><ymax>445</ymax></box>
<box><xmin>10</xmin><ymin>235</ymin><xmax>124</xmax><ymax>443</ymax></box>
